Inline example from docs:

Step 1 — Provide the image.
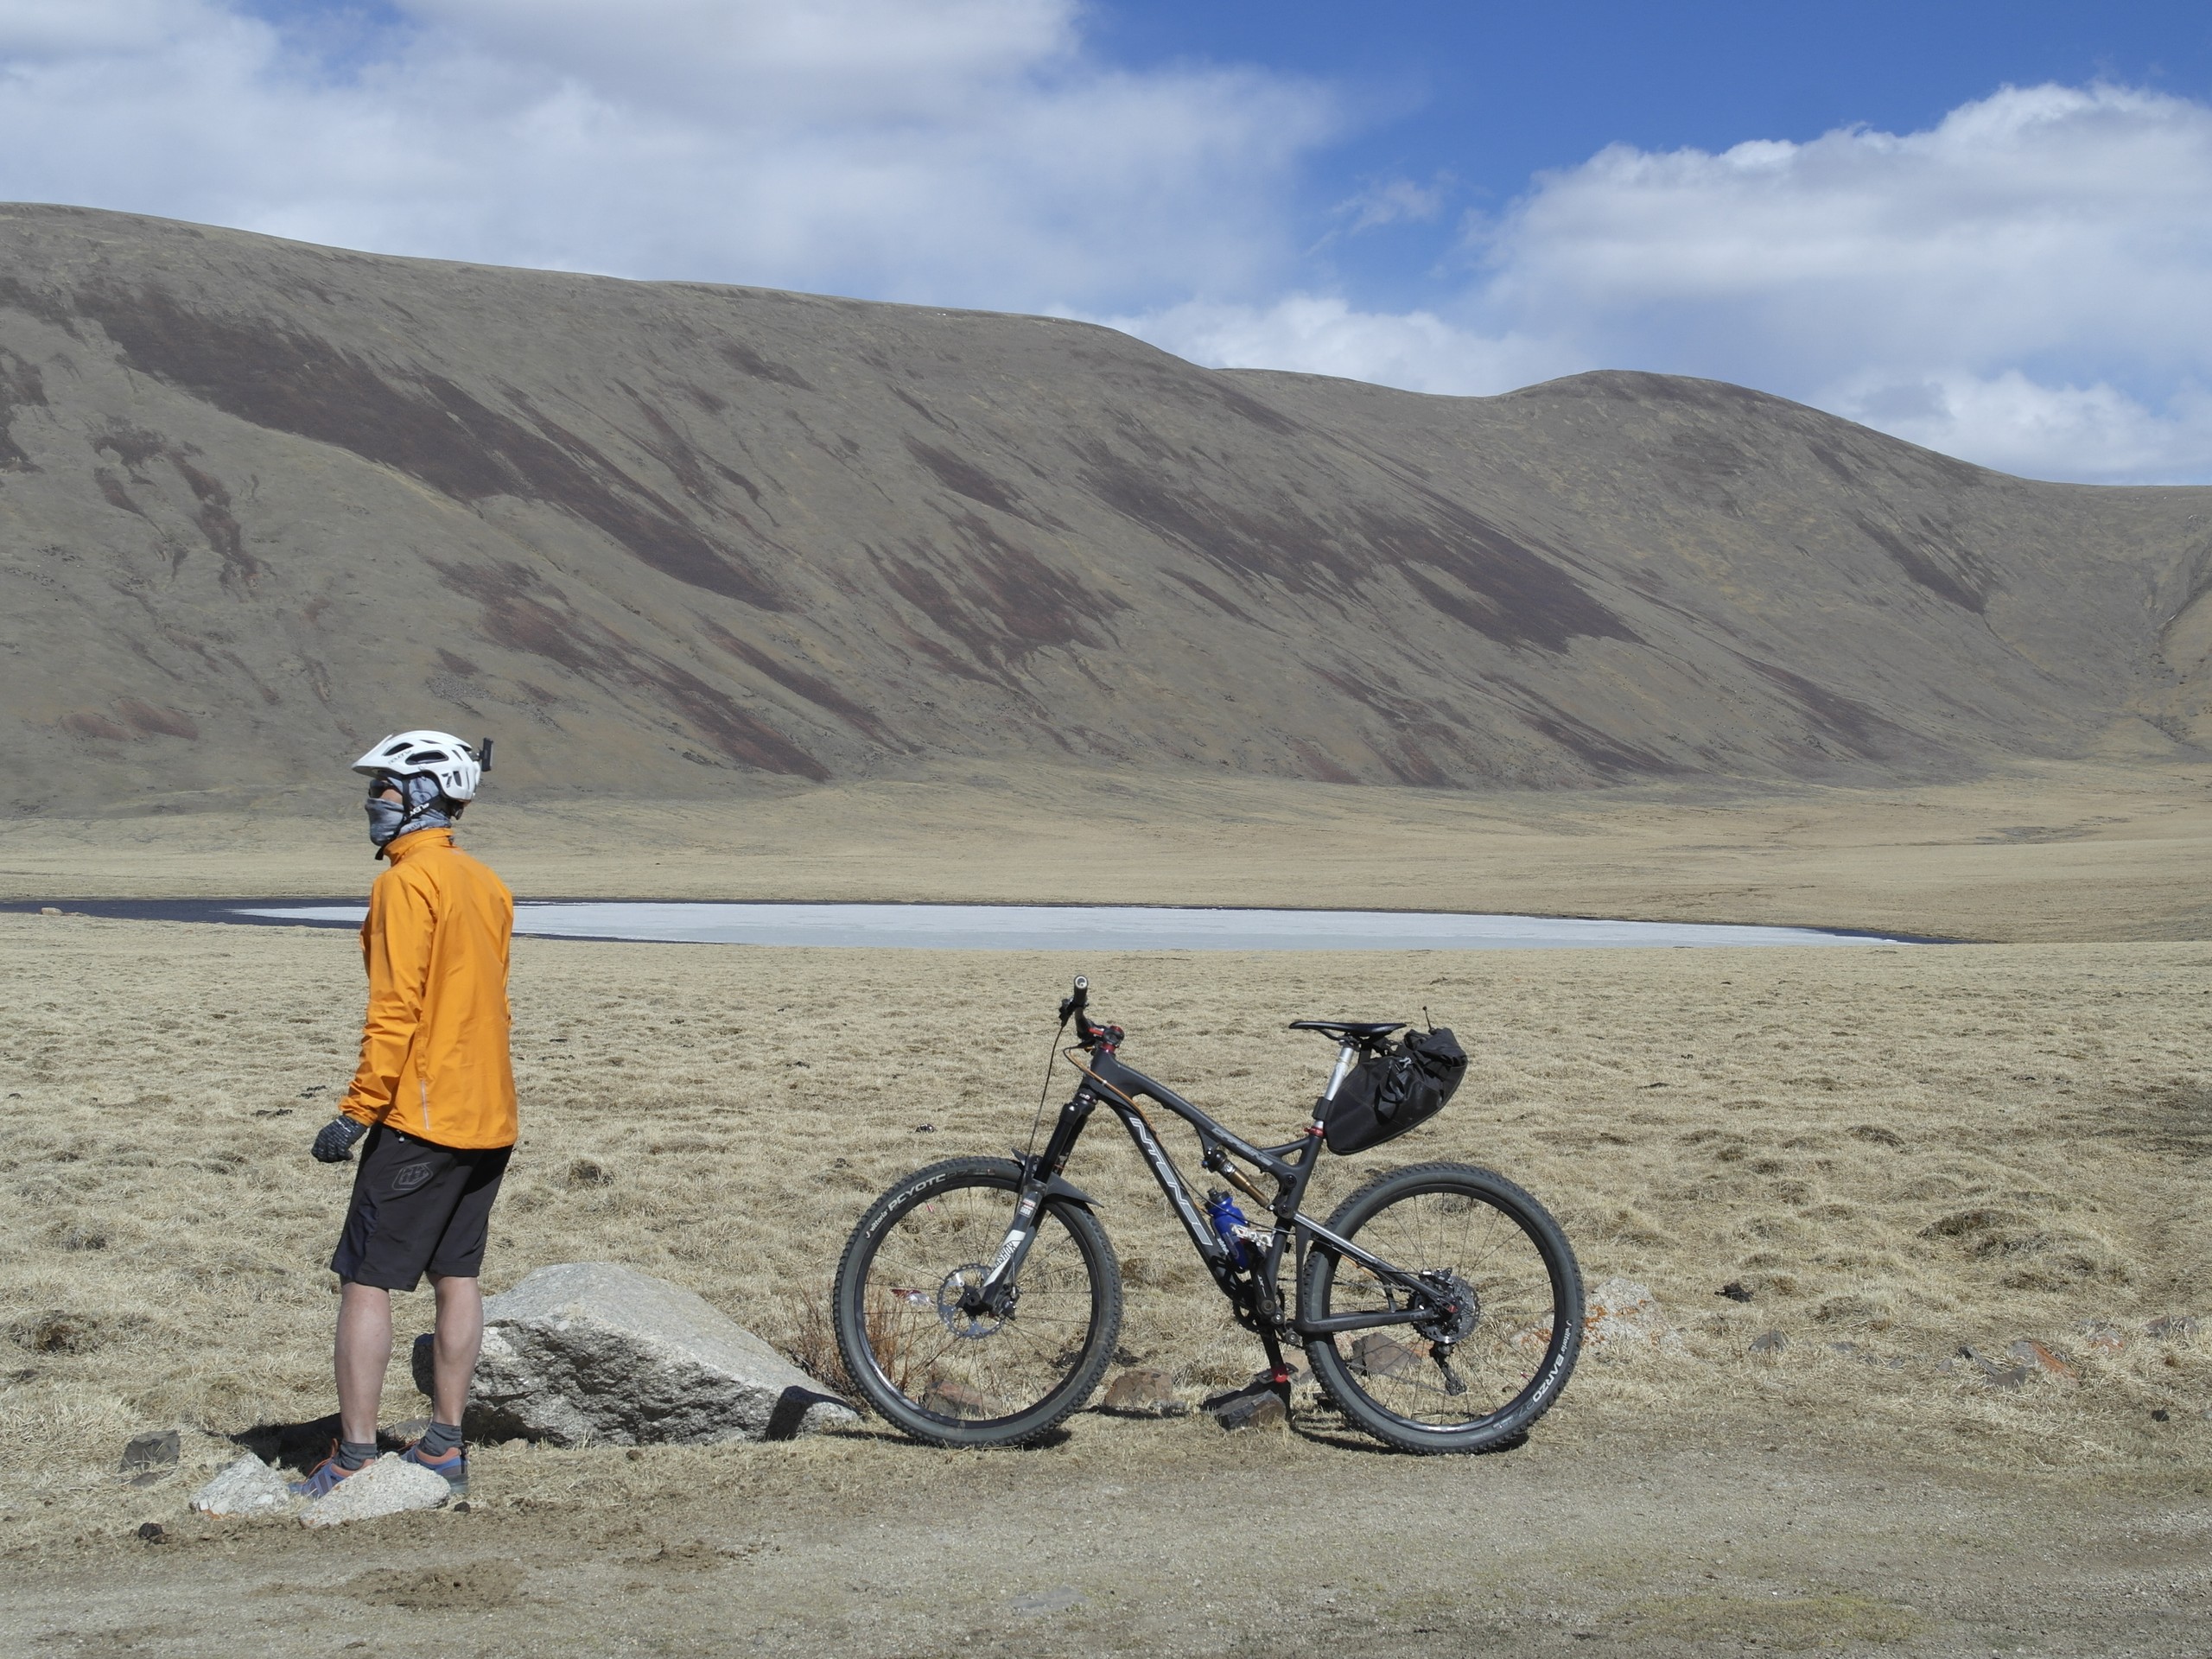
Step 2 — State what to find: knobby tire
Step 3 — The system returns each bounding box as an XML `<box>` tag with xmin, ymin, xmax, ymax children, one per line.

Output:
<box><xmin>833</xmin><ymin>1156</ymin><xmax>1123</xmax><ymax>1448</ymax></box>
<box><xmin>1300</xmin><ymin>1160</ymin><xmax>1582</xmax><ymax>1454</ymax></box>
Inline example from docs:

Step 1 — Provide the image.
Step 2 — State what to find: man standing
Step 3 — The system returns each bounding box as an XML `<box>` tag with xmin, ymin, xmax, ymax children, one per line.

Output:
<box><xmin>295</xmin><ymin>730</ymin><xmax>514</xmax><ymax>1499</ymax></box>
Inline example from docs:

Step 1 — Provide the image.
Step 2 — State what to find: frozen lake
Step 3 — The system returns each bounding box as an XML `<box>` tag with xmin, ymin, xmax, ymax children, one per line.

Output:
<box><xmin>216</xmin><ymin>900</ymin><xmax>1914</xmax><ymax>951</ymax></box>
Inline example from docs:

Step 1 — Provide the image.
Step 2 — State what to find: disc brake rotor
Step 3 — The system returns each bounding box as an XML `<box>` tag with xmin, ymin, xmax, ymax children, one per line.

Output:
<box><xmin>935</xmin><ymin>1264</ymin><xmax>1009</xmax><ymax>1338</ymax></box>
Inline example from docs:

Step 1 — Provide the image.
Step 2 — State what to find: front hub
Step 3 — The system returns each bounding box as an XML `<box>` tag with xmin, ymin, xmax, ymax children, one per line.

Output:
<box><xmin>936</xmin><ymin>1265</ymin><xmax>1013</xmax><ymax>1338</ymax></box>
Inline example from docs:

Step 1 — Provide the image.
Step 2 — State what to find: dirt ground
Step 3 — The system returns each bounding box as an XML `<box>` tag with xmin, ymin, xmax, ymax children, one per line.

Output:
<box><xmin>1</xmin><ymin>769</ymin><xmax>2208</xmax><ymax>1654</ymax></box>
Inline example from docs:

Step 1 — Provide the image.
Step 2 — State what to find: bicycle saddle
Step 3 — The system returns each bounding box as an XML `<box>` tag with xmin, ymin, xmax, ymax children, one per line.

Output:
<box><xmin>1288</xmin><ymin>1019</ymin><xmax>1407</xmax><ymax>1039</ymax></box>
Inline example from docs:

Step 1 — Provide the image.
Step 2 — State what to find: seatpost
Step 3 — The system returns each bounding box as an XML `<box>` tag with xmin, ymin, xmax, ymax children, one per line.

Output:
<box><xmin>1321</xmin><ymin>1043</ymin><xmax>1358</xmax><ymax>1110</ymax></box>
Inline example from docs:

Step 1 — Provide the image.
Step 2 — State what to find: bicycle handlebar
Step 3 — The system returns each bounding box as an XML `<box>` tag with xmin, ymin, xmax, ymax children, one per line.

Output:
<box><xmin>1058</xmin><ymin>974</ymin><xmax>1122</xmax><ymax>1050</ymax></box>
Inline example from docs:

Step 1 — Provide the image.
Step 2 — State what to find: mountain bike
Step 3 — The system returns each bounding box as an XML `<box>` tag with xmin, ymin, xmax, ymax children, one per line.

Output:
<box><xmin>831</xmin><ymin>977</ymin><xmax>1582</xmax><ymax>1453</ymax></box>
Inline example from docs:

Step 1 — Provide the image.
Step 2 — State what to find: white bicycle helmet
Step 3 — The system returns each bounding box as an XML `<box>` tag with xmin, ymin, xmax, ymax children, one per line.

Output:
<box><xmin>351</xmin><ymin>730</ymin><xmax>486</xmax><ymax>802</ymax></box>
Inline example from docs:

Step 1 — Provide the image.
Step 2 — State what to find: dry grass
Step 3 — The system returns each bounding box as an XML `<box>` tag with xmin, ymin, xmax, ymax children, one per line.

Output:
<box><xmin>5</xmin><ymin>755</ymin><xmax>2212</xmax><ymax>943</ymax></box>
<box><xmin>2</xmin><ymin>906</ymin><xmax>2206</xmax><ymax>1550</ymax></box>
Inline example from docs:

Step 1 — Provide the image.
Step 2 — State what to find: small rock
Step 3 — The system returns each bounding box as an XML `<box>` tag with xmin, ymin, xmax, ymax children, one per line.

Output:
<box><xmin>136</xmin><ymin>1522</ymin><xmax>164</xmax><ymax>1542</ymax></box>
<box><xmin>2009</xmin><ymin>1339</ymin><xmax>2076</xmax><ymax>1381</ymax></box>
<box><xmin>1510</xmin><ymin>1321</ymin><xmax>1555</xmax><ymax>1353</ymax></box>
<box><xmin>1958</xmin><ymin>1346</ymin><xmax>2032</xmax><ymax>1389</ymax></box>
<box><xmin>1718</xmin><ymin>1281</ymin><xmax>1754</xmax><ymax>1303</ymax></box>
<box><xmin>299</xmin><ymin>1454</ymin><xmax>450</xmax><ymax>1528</ymax></box>
<box><xmin>1749</xmin><ymin>1331</ymin><xmax>1789</xmax><ymax>1355</ymax></box>
<box><xmin>1347</xmin><ymin>1334</ymin><xmax>1421</xmax><ymax>1379</ymax></box>
<box><xmin>920</xmin><ymin>1377</ymin><xmax>994</xmax><ymax>1420</ymax></box>
<box><xmin>2078</xmin><ymin>1321</ymin><xmax>2126</xmax><ymax>1355</ymax></box>
<box><xmin>38</xmin><ymin>906</ymin><xmax>60</xmax><ymax>916</ymax></box>
<box><xmin>1209</xmin><ymin>1389</ymin><xmax>1287</xmax><ymax>1433</ymax></box>
<box><xmin>119</xmin><ymin>1430</ymin><xmax>179</xmax><ymax>1473</ymax></box>
<box><xmin>1100</xmin><ymin>1367</ymin><xmax>1185</xmax><ymax>1417</ymax></box>
<box><xmin>191</xmin><ymin>1452</ymin><xmax>296</xmax><ymax>1517</ymax></box>
<box><xmin>1583</xmin><ymin>1277</ymin><xmax>1684</xmax><ymax>1353</ymax></box>
<box><xmin>1010</xmin><ymin>1586</ymin><xmax>1085</xmax><ymax>1617</ymax></box>
<box><xmin>2145</xmin><ymin>1315</ymin><xmax>2201</xmax><ymax>1340</ymax></box>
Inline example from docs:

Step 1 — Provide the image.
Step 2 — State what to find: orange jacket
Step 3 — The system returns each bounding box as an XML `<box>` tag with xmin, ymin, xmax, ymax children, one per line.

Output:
<box><xmin>340</xmin><ymin>827</ymin><xmax>518</xmax><ymax>1149</ymax></box>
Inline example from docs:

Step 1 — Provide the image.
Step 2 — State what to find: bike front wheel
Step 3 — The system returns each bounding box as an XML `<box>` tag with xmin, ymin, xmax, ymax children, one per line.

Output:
<box><xmin>833</xmin><ymin>1157</ymin><xmax>1122</xmax><ymax>1447</ymax></box>
<box><xmin>1300</xmin><ymin>1161</ymin><xmax>1581</xmax><ymax>1454</ymax></box>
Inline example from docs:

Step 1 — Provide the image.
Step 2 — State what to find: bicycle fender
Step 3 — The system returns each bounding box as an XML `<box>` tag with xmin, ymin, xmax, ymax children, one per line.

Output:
<box><xmin>998</xmin><ymin>1152</ymin><xmax>1101</xmax><ymax>1212</ymax></box>
<box><xmin>1046</xmin><ymin>1173</ymin><xmax>1100</xmax><ymax>1211</ymax></box>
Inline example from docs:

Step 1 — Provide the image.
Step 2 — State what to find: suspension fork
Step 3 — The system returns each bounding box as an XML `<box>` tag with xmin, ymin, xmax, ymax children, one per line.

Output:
<box><xmin>978</xmin><ymin>1084</ymin><xmax>1099</xmax><ymax>1295</ymax></box>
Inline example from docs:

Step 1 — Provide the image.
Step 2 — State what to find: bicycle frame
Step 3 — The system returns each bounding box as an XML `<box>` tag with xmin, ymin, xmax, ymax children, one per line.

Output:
<box><xmin>983</xmin><ymin>1035</ymin><xmax>1441</xmax><ymax>1343</ymax></box>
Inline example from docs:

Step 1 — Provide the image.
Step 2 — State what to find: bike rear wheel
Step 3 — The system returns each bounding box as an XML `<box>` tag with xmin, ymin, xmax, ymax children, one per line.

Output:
<box><xmin>833</xmin><ymin>1157</ymin><xmax>1122</xmax><ymax>1447</ymax></box>
<box><xmin>1300</xmin><ymin>1161</ymin><xmax>1581</xmax><ymax>1453</ymax></box>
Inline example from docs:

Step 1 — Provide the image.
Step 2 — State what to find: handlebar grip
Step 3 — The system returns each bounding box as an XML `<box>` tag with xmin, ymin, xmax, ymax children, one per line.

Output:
<box><xmin>1058</xmin><ymin>975</ymin><xmax>1089</xmax><ymax>1027</ymax></box>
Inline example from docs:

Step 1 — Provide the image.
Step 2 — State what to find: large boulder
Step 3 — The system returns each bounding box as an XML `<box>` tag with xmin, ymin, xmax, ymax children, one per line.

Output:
<box><xmin>415</xmin><ymin>1262</ymin><xmax>854</xmax><ymax>1446</ymax></box>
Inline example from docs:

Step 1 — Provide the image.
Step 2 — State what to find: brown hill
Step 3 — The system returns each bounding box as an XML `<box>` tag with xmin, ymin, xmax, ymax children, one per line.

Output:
<box><xmin>1</xmin><ymin>203</ymin><xmax>2207</xmax><ymax>815</ymax></box>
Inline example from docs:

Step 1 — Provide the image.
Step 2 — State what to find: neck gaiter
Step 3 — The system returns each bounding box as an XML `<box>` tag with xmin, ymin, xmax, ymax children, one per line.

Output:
<box><xmin>366</xmin><ymin>772</ymin><xmax>455</xmax><ymax>849</ymax></box>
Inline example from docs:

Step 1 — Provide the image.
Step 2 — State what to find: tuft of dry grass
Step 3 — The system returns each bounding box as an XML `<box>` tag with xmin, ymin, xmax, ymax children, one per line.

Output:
<box><xmin>781</xmin><ymin>1287</ymin><xmax>861</xmax><ymax>1403</ymax></box>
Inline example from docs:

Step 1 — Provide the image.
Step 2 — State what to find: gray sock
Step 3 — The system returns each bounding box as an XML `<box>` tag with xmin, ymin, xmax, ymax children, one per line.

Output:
<box><xmin>418</xmin><ymin>1420</ymin><xmax>464</xmax><ymax>1457</ymax></box>
<box><xmin>337</xmin><ymin>1439</ymin><xmax>378</xmax><ymax>1470</ymax></box>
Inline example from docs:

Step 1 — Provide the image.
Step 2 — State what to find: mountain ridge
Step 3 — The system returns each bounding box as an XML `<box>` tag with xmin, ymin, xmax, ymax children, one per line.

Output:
<box><xmin>0</xmin><ymin>204</ymin><xmax>2207</xmax><ymax>814</ymax></box>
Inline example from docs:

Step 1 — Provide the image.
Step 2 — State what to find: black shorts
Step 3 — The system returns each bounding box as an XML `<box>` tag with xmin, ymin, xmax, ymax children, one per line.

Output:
<box><xmin>330</xmin><ymin>1127</ymin><xmax>512</xmax><ymax>1292</ymax></box>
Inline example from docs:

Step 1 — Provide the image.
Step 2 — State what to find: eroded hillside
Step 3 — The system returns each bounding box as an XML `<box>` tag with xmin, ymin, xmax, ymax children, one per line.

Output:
<box><xmin>0</xmin><ymin>205</ymin><xmax>2207</xmax><ymax>812</ymax></box>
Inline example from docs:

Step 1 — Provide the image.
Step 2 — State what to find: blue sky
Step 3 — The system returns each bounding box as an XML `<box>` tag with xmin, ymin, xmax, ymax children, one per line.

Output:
<box><xmin>1099</xmin><ymin>1</ymin><xmax>2212</xmax><ymax>307</ymax></box>
<box><xmin>5</xmin><ymin>2</ymin><xmax>2211</xmax><ymax>482</ymax></box>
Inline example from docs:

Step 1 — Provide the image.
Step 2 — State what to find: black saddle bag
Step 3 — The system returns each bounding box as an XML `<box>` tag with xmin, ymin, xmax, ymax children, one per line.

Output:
<box><xmin>1322</xmin><ymin>1027</ymin><xmax>1468</xmax><ymax>1155</ymax></box>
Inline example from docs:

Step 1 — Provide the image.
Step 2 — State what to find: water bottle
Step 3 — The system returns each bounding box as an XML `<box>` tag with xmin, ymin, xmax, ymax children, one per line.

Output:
<box><xmin>1205</xmin><ymin>1190</ymin><xmax>1255</xmax><ymax>1270</ymax></box>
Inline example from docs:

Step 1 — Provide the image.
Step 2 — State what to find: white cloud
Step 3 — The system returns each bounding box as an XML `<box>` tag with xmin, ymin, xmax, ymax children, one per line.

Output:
<box><xmin>1490</xmin><ymin>83</ymin><xmax>2212</xmax><ymax>385</ymax></box>
<box><xmin>3</xmin><ymin>16</ymin><xmax>2207</xmax><ymax>483</ymax></box>
<box><xmin>1827</xmin><ymin>371</ymin><xmax>2212</xmax><ymax>484</ymax></box>
<box><xmin>1114</xmin><ymin>83</ymin><xmax>2212</xmax><ymax>483</ymax></box>
<box><xmin>1332</xmin><ymin>175</ymin><xmax>1446</xmax><ymax>233</ymax></box>
<box><xmin>0</xmin><ymin>0</ymin><xmax>1338</xmax><ymax>309</ymax></box>
<box><xmin>402</xmin><ymin>0</ymin><xmax>1078</xmax><ymax>121</ymax></box>
<box><xmin>1105</xmin><ymin>295</ymin><xmax>1573</xmax><ymax>397</ymax></box>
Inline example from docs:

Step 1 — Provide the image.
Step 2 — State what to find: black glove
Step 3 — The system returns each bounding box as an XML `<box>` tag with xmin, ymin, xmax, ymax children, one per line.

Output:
<box><xmin>311</xmin><ymin>1116</ymin><xmax>369</xmax><ymax>1164</ymax></box>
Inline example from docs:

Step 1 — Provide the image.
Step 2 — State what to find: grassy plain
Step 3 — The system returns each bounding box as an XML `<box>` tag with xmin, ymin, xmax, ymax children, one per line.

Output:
<box><xmin>3</xmin><ymin>756</ymin><xmax>2210</xmax><ymax>942</ymax></box>
<box><xmin>0</xmin><ymin>764</ymin><xmax>2208</xmax><ymax>1654</ymax></box>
